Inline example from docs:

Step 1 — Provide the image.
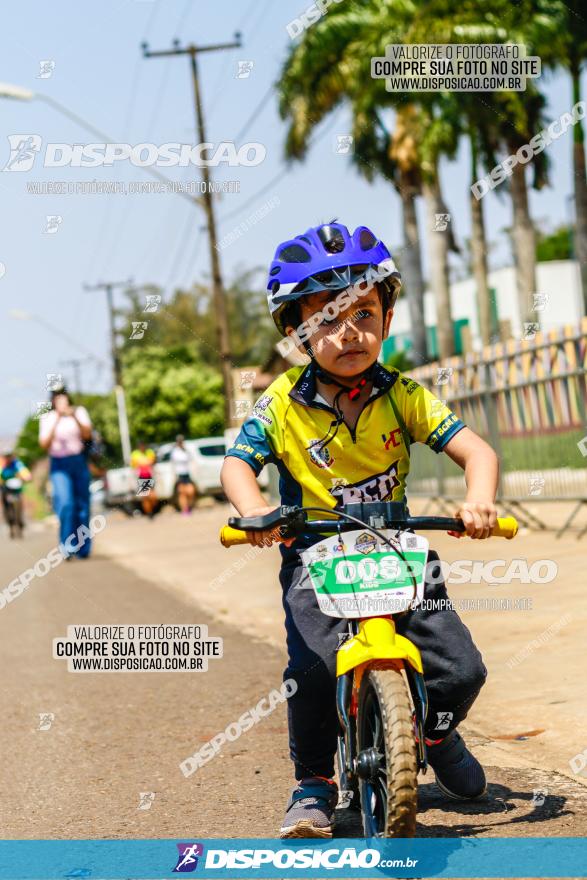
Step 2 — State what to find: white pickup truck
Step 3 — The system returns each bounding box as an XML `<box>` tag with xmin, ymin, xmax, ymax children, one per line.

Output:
<box><xmin>104</xmin><ymin>437</ymin><xmax>228</xmax><ymax>513</ymax></box>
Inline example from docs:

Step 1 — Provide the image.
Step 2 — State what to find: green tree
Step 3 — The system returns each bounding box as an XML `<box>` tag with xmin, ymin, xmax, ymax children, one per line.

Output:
<box><xmin>120</xmin><ymin>270</ymin><xmax>277</xmax><ymax>369</ymax></box>
<box><xmin>277</xmin><ymin>0</ymin><xmax>433</xmax><ymax>362</ymax></box>
<box><xmin>384</xmin><ymin>350</ymin><xmax>414</xmax><ymax>372</ymax></box>
<box><xmin>16</xmin><ymin>351</ymin><xmax>225</xmax><ymax>470</ymax></box>
<box><xmin>518</xmin><ymin>0</ymin><xmax>587</xmax><ymax>315</ymax></box>
<box><xmin>15</xmin><ymin>415</ymin><xmax>46</xmax><ymax>468</ymax></box>
<box><xmin>121</xmin><ymin>344</ymin><xmax>224</xmax><ymax>445</ymax></box>
<box><xmin>407</xmin><ymin>0</ymin><xmax>550</xmax><ymax>336</ymax></box>
<box><xmin>536</xmin><ymin>225</ymin><xmax>573</xmax><ymax>261</ymax></box>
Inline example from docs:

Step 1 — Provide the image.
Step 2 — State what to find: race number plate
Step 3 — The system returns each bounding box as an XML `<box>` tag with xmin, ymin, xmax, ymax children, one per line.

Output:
<box><xmin>300</xmin><ymin>529</ymin><xmax>429</xmax><ymax>619</ymax></box>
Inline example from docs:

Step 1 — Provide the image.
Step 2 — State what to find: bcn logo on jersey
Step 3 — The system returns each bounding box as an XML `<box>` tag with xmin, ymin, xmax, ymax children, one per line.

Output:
<box><xmin>426</xmin><ymin>413</ymin><xmax>458</xmax><ymax>448</ymax></box>
<box><xmin>330</xmin><ymin>461</ymin><xmax>400</xmax><ymax>504</ymax></box>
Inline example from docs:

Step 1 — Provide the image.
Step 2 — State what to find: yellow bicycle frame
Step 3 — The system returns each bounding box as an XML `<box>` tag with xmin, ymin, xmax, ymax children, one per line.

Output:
<box><xmin>336</xmin><ymin>616</ymin><xmax>423</xmax><ymax>690</ymax></box>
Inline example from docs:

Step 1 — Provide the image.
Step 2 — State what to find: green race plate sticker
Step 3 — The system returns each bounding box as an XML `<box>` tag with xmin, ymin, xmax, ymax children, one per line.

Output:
<box><xmin>301</xmin><ymin>529</ymin><xmax>429</xmax><ymax>618</ymax></box>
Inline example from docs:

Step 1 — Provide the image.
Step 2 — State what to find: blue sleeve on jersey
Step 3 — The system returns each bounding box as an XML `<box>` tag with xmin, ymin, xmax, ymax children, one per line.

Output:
<box><xmin>224</xmin><ymin>417</ymin><xmax>276</xmax><ymax>476</ymax></box>
<box><xmin>425</xmin><ymin>414</ymin><xmax>466</xmax><ymax>452</ymax></box>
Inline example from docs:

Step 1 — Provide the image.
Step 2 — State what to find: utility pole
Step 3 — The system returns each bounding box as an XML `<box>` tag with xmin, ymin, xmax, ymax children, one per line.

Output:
<box><xmin>84</xmin><ymin>280</ymin><xmax>130</xmax><ymax>386</ymax></box>
<box><xmin>84</xmin><ymin>279</ymin><xmax>133</xmax><ymax>464</ymax></box>
<box><xmin>59</xmin><ymin>357</ymin><xmax>92</xmax><ymax>394</ymax></box>
<box><xmin>142</xmin><ymin>36</ymin><xmax>241</xmax><ymax>428</ymax></box>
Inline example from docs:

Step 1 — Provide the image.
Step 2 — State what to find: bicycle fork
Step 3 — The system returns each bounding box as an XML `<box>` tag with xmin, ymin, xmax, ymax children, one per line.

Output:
<box><xmin>335</xmin><ymin>616</ymin><xmax>429</xmax><ymax>789</ymax></box>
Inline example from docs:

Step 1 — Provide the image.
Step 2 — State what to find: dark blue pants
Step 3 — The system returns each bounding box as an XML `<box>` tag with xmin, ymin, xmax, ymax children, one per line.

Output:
<box><xmin>50</xmin><ymin>453</ymin><xmax>91</xmax><ymax>558</ymax></box>
<box><xmin>279</xmin><ymin>550</ymin><xmax>487</xmax><ymax>781</ymax></box>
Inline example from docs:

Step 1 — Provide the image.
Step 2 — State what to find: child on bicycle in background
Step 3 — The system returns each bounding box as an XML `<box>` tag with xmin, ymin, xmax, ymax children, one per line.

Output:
<box><xmin>1</xmin><ymin>449</ymin><xmax>32</xmax><ymax>538</ymax></box>
<box><xmin>221</xmin><ymin>222</ymin><xmax>499</xmax><ymax>838</ymax></box>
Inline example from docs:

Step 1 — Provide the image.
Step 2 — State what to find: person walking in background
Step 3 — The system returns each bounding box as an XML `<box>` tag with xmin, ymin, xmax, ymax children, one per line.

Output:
<box><xmin>171</xmin><ymin>435</ymin><xmax>196</xmax><ymax>515</ymax></box>
<box><xmin>130</xmin><ymin>441</ymin><xmax>158</xmax><ymax>517</ymax></box>
<box><xmin>39</xmin><ymin>388</ymin><xmax>93</xmax><ymax>559</ymax></box>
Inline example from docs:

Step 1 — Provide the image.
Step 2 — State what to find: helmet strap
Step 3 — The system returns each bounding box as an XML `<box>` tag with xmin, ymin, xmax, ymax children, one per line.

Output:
<box><xmin>314</xmin><ymin>361</ymin><xmax>376</xmax><ymax>403</ymax></box>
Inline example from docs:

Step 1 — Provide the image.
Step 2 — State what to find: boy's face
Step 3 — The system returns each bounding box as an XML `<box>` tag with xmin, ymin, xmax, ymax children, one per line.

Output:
<box><xmin>286</xmin><ymin>286</ymin><xmax>393</xmax><ymax>379</ymax></box>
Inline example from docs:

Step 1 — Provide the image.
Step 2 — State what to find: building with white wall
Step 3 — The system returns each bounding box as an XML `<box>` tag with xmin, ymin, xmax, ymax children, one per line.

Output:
<box><xmin>384</xmin><ymin>259</ymin><xmax>584</xmax><ymax>358</ymax></box>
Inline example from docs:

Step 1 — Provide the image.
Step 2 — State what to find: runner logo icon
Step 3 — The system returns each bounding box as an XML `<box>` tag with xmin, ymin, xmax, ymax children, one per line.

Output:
<box><xmin>173</xmin><ymin>843</ymin><xmax>204</xmax><ymax>872</ymax></box>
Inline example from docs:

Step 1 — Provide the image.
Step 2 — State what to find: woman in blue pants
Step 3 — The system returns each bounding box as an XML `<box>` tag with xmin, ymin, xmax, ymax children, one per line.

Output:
<box><xmin>39</xmin><ymin>388</ymin><xmax>93</xmax><ymax>559</ymax></box>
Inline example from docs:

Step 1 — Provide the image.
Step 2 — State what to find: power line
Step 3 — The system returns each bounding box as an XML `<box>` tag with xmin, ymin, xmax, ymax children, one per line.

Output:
<box><xmin>175</xmin><ymin>0</ymin><xmax>195</xmax><ymax>34</ymax></box>
<box><xmin>163</xmin><ymin>203</ymin><xmax>198</xmax><ymax>293</ymax></box>
<box><xmin>205</xmin><ymin>0</ymin><xmax>261</xmax><ymax>125</ymax></box>
<box><xmin>143</xmin><ymin>35</ymin><xmax>242</xmax><ymax>428</ymax></box>
<box><xmin>59</xmin><ymin>357</ymin><xmax>95</xmax><ymax>394</ymax></box>
<box><xmin>10</xmin><ymin>312</ymin><xmax>107</xmax><ymax>369</ymax></box>
<box><xmin>219</xmin><ymin>165</ymin><xmax>290</xmax><ymax>226</ymax></box>
<box><xmin>90</xmin><ymin>0</ymin><xmax>196</xmax><ymax>285</ymax></box>
<box><xmin>83</xmin><ymin>279</ymin><xmax>133</xmax><ymax>386</ymax></box>
<box><xmin>235</xmin><ymin>0</ymin><xmax>261</xmax><ymax>34</ymax></box>
<box><xmin>179</xmin><ymin>229</ymin><xmax>205</xmax><ymax>290</ymax></box>
<box><xmin>128</xmin><ymin>164</ymin><xmax>197</xmax><ymax>285</ymax></box>
<box><xmin>218</xmin><ymin>112</ymin><xmax>340</xmax><ymax>226</ymax></box>
<box><xmin>244</xmin><ymin>0</ymin><xmax>274</xmax><ymax>47</ymax></box>
<box><xmin>233</xmin><ymin>83</ymin><xmax>274</xmax><ymax>144</ymax></box>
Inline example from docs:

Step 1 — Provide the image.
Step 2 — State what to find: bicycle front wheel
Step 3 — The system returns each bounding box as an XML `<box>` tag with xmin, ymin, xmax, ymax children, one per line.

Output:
<box><xmin>357</xmin><ymin>666</ymin><xmax>417</xmax><ymax>838</ymax></box>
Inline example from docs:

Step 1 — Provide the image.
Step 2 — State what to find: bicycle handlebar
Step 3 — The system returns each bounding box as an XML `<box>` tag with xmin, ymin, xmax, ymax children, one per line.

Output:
<box><xmin>219</xmin><ymin>502</ymin><xmax>518</xmax><ymax>547</ymax></box>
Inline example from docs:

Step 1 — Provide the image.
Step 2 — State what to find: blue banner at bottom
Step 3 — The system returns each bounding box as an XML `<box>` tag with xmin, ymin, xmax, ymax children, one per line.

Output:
<box><xmin>0</xmin><ymin>838</ymin><xmax>585</xmax><ymax>879</ymax></box>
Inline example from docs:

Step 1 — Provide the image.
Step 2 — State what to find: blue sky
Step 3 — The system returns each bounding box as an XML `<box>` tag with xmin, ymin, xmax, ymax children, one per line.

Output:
<box><xmin>0</xmin><ymin>0</ymin><xmax>582</xmax><ymax>436</ymax></box>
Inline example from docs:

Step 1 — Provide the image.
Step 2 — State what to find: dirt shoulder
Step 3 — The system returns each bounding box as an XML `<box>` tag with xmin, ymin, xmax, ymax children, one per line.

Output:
<box><xmin>1</xmin><ymin>506</ymin><xmax>586</xmax><ymax>841</ymax></box>
<box><xmin>97</xmin><ymin>501</ymin><xmax>587</xmax><ymax>785</ymax></box>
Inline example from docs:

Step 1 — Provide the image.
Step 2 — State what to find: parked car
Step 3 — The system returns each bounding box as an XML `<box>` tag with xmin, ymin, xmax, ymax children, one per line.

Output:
<box><xmin>156</xmin><ymin>437</ymin><xmax>227</xmax><ymax>503</ymax></box>
<box><xmin>89</xmin><ymin>478</ymin><xmax>106</xmax><ymax>514</ymax></box>
<box><xmin>104</xmin><ymin>437</ymin><xmax>231</xmax><ymax>514</ymax></box>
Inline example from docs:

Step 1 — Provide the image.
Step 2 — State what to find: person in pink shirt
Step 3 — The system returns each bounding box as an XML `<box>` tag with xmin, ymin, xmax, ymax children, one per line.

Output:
<box><xmin>39</xmin><ymin>388</ymin><xmax>93</xmax><ymax>559</ymax></box>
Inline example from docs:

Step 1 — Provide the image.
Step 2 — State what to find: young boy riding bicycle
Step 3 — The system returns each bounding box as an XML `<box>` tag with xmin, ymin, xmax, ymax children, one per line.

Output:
<box><xmin>221</xmin><ymin>222</ymin><xmax>499</xmax><ymax>838</ymax></box>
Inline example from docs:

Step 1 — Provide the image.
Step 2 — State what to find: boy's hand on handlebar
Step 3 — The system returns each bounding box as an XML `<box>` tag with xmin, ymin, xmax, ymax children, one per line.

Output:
<box><xmin>241</xmin><ymin>505</ymin><xmax>294</xmax><ymax>548</ymax></box>
<box><xmin>450</xmin><ymin>500</ymin><xmax>497</xmax><ymax>539</ymax></box>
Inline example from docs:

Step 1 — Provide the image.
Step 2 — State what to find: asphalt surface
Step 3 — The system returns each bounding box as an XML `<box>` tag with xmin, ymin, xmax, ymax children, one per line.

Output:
<box><xmin>1</xmin><ymin>524</ymin><xmax>586</xmax><ymax>843</ymax></box>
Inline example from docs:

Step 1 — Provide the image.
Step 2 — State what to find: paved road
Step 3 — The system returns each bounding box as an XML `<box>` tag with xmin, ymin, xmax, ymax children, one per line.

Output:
<box><xmin>1</xmin><ymin>517</ymin><xmax>586</xmax><ymax>841</ymax></box>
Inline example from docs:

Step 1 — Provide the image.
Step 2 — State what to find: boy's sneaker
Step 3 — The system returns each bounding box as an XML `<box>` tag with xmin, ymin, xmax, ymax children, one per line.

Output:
<box><xmin>280</xmin><ymin>777</ymin><xmax>338</xmax><ymax>838</ymax></box>
<box><xmin>427</xmin><ymin>730</ymin><xmax>487</xmax><ymax>800</ymax></box>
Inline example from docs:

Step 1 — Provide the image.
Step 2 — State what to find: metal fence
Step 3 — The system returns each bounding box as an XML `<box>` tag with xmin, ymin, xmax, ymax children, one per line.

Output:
<box><xmin>405</xmin><ymin>318</ymin><xmax>587</xmax><ymax>531</ymax></box>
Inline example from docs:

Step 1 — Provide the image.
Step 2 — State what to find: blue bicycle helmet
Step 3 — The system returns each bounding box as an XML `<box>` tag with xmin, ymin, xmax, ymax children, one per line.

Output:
<box><xmin>266</xmin><ymin>222</ymin><xmax>401</xmax><ymax>336</ymax></box>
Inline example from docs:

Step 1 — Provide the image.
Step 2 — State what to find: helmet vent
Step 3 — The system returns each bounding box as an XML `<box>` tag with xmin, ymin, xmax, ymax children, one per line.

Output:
<box><xmin>317</xmin><ymin>224</ymin><xmax>346</xmax><ymax>254</ymax></box>
<box><xmin>278</xmin><ymin>244</ymin><xmax>311</xmax><ymax>263</ymax></box>
<box><xmin>359</xmin><ymin>228</ymin><xmax>377</xmax><ymax>250</ymax></box>
<box><xmin>269</xmin><ymin>266</ymin><xmax>281</xmax><ymax>276</ymax></box>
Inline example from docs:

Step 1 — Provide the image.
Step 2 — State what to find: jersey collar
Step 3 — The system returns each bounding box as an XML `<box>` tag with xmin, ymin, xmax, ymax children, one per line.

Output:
<box><xmin>289</xmin><ymin>360</ymin><xmax>398</xmax><ymax>408</ymax></box>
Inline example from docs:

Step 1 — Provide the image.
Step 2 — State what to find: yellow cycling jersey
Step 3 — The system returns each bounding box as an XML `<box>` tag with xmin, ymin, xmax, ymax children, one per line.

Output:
<box><xmin>226</xmin><ymin>362</ymin><xmax>465</xmax><ymax>518</ymax></box>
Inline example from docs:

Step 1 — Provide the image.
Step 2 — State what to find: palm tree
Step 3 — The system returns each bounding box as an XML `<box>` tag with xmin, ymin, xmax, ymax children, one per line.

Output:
<box><xmin>519</xmin><ymin>0</ymin><xmax>587</xmax><ymax>315</ymax></box>
<box><xmin>351</xmin><ymin>98</ymin><xmax>429</xmax><ymax>364</ymax></box>
<box><xmin>485</xmin><ymin>87</ymin><xmax>550</xmax><ymax>328</ymax></box>
<box><xmin>469</xmin><ymin>120</ymin><xmax>494</xmax><ymax>345</ymax></box>
<box><xmin>413</xmin><ymin>97</ymin><xmax>461</xmax><ymax>358</ymax></box>
<box><xmin>277</xmin><ymin>0</ymin><xmax>463</xmax><ymax>361</ymax></box>
<box><xmin>352</xmin><ymin>94</ymin><xmax>461</xmax><ymax>361</ymax></box>
<box><xmin>407</xmin><ymin>0</ymin><xmax>552</xmax><ymax>337</ymax></box>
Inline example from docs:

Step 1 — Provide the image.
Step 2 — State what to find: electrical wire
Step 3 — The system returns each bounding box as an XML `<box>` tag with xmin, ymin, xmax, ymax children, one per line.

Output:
<box><xmin>79</xmin><ymin>0</ymin><xmax>170</xmax><ymax>290</ymax></box>
<box><xmin>178</xmin><ymin>228</ymin><xmax>205</xmax><ymax>290</ymax></box>
<box><xmin>163</xmin><ymin>201</ymin><xmax>198</xmax><ymax>293</ymax></box>
<box><xmin>175</xmin><ymin>0</ymin><xmax>195</xmax><ymax>34</ymax></box>
<box><xmin>91</xmin><ymin>0</ymin><xmax>197</xmax><ymax>285</ymax></box>
<box><xmin>218</xmin><ymin>111</ymin><xmax>341</xmax><ymax>226</ymax></box>
<box><xmin>233</xmin><ymin>83</ymin><xmax>273</xmax><ymax>144</ymax></box>
<box><xmin>204</xmin><ymin>0</ymin><xmax>262</xmax><ymax>126</ymax></box>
